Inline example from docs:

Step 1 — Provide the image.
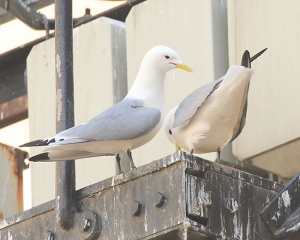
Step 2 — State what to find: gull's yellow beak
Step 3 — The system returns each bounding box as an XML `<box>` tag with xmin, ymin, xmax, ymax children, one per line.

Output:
<box><xmin>175</xmin><ymin>63</ymin><xmax>193</xmax><ymax>73</ymax></box>
<box><xmin>175</xmin><ymin>143</ymin><xmax>181</xmax><ymax>152</ymax></box>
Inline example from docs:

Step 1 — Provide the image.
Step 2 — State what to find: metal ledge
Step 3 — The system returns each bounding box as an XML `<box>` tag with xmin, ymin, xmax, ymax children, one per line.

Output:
<box><xmin>1</xmin><ymin>152</ymin><xmax>298</xmax><ymax>239</ymax></box>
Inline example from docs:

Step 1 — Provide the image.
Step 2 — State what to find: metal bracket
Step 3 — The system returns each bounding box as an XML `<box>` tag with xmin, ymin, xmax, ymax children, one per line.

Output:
<box><xmin>260</xmin><ymin>171</ymin><xmax>300</xmax><ymax>238</ymax></box>
<box><xmin>42</xmin><ymin>210</ymin><xmax>101</xmax><ymax>240</ymax></box>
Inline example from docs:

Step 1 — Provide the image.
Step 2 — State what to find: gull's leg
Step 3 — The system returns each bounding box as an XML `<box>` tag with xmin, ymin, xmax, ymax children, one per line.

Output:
<box><xmin>116</xmin><ymin>154</ymin><xmax>123</xmax><ymax>174</ymax></box>
<box><xmin>127</xmin><ymin>149</ymin><xmax>136</xmax><ymax>170</ymax></box>
<box><xmin>216</xmin><ymin>148</ymin><xmax>221</xmax><ymax>163</ymax></box>
<box><xmin>190</xmin><ymin>149</ymin><xmax>194</xmax><ymax>155</ymax></box>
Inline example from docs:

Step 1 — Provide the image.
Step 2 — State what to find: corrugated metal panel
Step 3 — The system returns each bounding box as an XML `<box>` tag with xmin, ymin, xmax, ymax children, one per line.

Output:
<box><xmin>0</xmin><ymin>142</ymin><xmax>25</xmax><ymax>219</ymax></box>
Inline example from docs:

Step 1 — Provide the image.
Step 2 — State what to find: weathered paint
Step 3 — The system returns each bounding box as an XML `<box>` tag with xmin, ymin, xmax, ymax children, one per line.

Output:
<box><xmin>0</xmin><ymin>142</ymin><xmax>24</xmax><ymax>219</ymax></box>
<box><xmin>1</xmin><ymin>152</ymin><xmax>297</xmax><ymax>239</ymax></box>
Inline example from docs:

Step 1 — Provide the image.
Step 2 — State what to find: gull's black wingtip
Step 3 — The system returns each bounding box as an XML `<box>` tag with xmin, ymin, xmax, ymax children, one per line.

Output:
<box><xmin>19</xmin><ymin>138</ymin><xmax>55</xmax><ymax>147</ymax></box>
<box><xmin>19</xmin><ymin>139</ymin><xmax>43</xmax><ymax>147</ymax></box>
<box><xmin>29</xmin><ymin>152</ymin><xmax>50</xmax><ymax>162</ymax></box>
<box><xmin>241</xmin><ymin>50</ymin><xmax>251</xmax><ymax>68</ymax></box>
<box><xmin>250</xmin><ymin>48</ymin><xmax>268</xmax><ymax>62</ymax></box>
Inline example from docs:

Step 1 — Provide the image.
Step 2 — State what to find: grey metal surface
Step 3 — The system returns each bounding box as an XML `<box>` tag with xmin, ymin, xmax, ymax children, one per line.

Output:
<box><xmin>0</xmin><ymin>142</ymin><xmax>25</xmax><ymax>219</ymax></box>
<box><xmin>1</xmin><ymin>152</ymin><xmax>299</xmax><ymax>239</ymax></box>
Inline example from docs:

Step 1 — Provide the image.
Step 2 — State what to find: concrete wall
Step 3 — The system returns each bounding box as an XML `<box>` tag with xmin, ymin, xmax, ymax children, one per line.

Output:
<box><xmin>27</xmin><ymin>17</ymin><xmax>126</xmax><ymax>206</ymax></box>
<box><xmin>227</xmin><ymin>0</ymin><xmax>300</xmax><ymax>178</ymax></box>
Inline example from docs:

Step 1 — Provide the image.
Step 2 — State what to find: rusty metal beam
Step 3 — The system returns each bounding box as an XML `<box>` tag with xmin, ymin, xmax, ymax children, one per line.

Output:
<box><xmin>0</xmin><ymin>95</ymin><xmax>28</xmax><ymax>129</ymax></box>
<box><xmin>0</xmin><ymin>142</ymin><xmax>26</xmax><ymax>219</ymax></box>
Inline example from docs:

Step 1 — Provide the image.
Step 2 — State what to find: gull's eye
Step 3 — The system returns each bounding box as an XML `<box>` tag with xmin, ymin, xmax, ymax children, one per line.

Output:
<box><xmin>169</xmin><ymin>129</ymin><xmax>172</xmax><ymax>135</ymax></box>
<box><xmin>165</xmin><ymin>55</ymin><xmax>170</xmax><ymax>59</ymax></box>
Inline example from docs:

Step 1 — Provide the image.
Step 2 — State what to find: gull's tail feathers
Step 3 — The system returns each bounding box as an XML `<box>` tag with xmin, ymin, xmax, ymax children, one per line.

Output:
<box><xmin>28</xmin><ymin>149</ymin><xmax>114</xmax><ymax>162</ymax></box>
<box><xmin>241</xmin><ymin>48</ymin><xmax>268</xmax><ymax>69</ymax></box>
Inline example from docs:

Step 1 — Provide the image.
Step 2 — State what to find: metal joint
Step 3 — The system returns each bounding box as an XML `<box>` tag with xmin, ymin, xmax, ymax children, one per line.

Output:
<box><xmin>44</xmin><ymin>210</ymin><xmax>101</xmax><ymax>240</ymax></box>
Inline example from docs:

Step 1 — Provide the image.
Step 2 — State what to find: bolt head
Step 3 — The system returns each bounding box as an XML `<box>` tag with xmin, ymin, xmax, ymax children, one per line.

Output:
<box><xmin>154</xmin><ymin>192</ymin><xmax>165</xmax><ymax>208</ymax></box>
<box><xmin>131</xmin><ymin>201</ymin><xmax>142</xmax><ymax>217</ymax></box>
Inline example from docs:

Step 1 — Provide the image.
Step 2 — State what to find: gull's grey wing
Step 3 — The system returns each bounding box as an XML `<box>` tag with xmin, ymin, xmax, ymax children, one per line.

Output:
<box><xmin>20</xmin><ymin>98</ymin><xmax>161</xmax><ymax>147</ymax></box>
<box><xmin>230</xmin><ymin>83</ymin><xmax>249</xmax><ymax>142</ymax></box>
<box><xmin>55</xmin><ymin>98</ymin><xmax>161</xmax><ymax>142</ymax></box>
<box><xmin>230</xmin><ymin>48</ymin><xmax>267</xmax><ymax>142</ymax></box>
<box><xmin>173</xmin><ymin>78</ymin><xmax>223</xmax><ymax>129</ymax></box>
<box><xmin>229</xmin><ymin>50</ymin><xmax>251</xmax><ymax>142</ymax></box>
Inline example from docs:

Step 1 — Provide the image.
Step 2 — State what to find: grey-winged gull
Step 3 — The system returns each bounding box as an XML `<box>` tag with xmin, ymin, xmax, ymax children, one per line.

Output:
<box><xmin>20</xmin><ymin>46</ymin><xmax>193</xmax><ymax>173</ymax></box>
<box><xmin>163</xmin><ymin>48</ymin><xmax>267</xmax><ymax>160</ymax></box>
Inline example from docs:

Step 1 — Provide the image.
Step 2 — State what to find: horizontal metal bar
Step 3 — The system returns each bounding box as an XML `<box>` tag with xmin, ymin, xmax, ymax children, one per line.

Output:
<box><xmin>0</xmin><ymin>0</ymin><xmax>54</xmax><ymax>29</ymax></box>
<box><xmin>0</xmin><ymin>95</ymin><xmax>28</xmax><ymax>128</ymax></box>
<box><xmin>0</xmin><ymin>0</ymin><xmax>54</xmax><ymax>25</ymax></box>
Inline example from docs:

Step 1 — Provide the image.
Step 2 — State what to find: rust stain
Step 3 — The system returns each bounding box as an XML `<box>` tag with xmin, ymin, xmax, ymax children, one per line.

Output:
<box><xmin>0</xmin><ymin>95</ymin><xmax>28</xmax><ymax>129</ymax></box>
<box><xmin>0</xmin><ymin>143</ymin><xmax>24</xmax><ymax>214</ymax></box>
<box><xmin>0</xmin><ymin>211</ymin><xmax>3</xmax><ymax>219</ymax></box>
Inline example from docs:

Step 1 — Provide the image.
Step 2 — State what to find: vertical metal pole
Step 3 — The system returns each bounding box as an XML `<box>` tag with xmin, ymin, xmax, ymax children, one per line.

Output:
<box><xmin>55</xmin><ymin>0</ymin><xmax>75</xmax><ymax>231</ymax></box>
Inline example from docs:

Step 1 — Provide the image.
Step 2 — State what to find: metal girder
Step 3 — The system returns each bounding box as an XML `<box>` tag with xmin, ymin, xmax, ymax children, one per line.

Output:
<box><xmin>260</xmin><ymin>171</ymin><xmax>300</xmax><ymax>238</ymax></box>
<box><xmin>1</xmin><ymin>152</ymin><xmax>299</xmax><ymax>239</ymax></box>
<box><xmin>0</xmin><ymin>95</ymin><xmax>28</xmax><ymax>128</ymax></box>
<box><xmin>0</xmin><ymin>0</ymin><xmax>54</xmax><ymax>30</ymax></box>
<box><xmin>0</xmin><ymin>0</ymin><xmax>146</xmax><ymax>31</ymax></box>
<box><xmin>0</xmin><ymin>0</ymin><xmax>54</xmax><ymax>25</ymax></box>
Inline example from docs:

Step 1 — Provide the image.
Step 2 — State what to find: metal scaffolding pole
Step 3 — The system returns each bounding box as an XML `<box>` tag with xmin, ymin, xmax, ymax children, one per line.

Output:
<box><xmin>54</xmin><ymin>0</ymin><xmax>75</xmax><ymax>231</ymax></box>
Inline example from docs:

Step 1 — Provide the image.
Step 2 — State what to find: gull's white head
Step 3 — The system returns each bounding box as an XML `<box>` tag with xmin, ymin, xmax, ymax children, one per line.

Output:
<box><xmin>163</xmin><ymin>106</ymin><xmax>178</xmax><ymax>145</ymax></box>
<box><xmin>140</xmin><ymin>46</ymin><xmax>193</xmax><ymax>74</ymax></box>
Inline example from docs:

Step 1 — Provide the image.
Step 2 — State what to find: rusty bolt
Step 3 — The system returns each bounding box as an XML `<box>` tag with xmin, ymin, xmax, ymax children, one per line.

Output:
<box><xmin>226</xmin><ymin>198</ymin><xmax>238</xmax><ymax>213</ymax></box>
<box><xmin>154</xmin><ymin>192</ymin><xmax>166</xmax><ymax>208</ymax></box>
<box><xmin>131</xmin><ymin>201</ymin><xmax>142</xmax><ymax>217</ymax></box>
<box><xmin>271</xmin><ymin>211</ymin><xmax>283</xmax><ymax>227</ymax></box>
<box><xmin>42</xmin><ymin>230</ymin><xmax>54</xmax><ymax>240</ymax></box>
<box><xmin>80</xmin><ymin>217</ymin><xmax>91</xmax><ymax>232</ymax></box>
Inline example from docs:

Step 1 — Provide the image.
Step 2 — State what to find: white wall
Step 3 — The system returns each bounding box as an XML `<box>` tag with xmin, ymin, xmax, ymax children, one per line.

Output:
<box><xmin>228</xmin><ymin>0</ymin><xmax>300</xmax><ymax>178</ymax></box>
